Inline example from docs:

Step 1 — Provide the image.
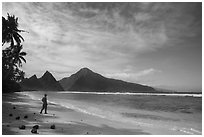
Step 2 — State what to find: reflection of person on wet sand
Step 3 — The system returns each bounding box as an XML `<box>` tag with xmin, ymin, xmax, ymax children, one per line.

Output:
<box><xmin>40</xmin><ymin>94</ymin><xmax>48</xmax><ymax>114</ymax></box>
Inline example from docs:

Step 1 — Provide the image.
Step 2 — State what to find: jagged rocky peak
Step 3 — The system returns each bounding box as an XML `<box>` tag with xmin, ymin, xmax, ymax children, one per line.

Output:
<box><xmin>41</xmin><ymin>70</ymin><xmax>53</xmax><ymax>78</ymax></box>
<box><xmin>29</xmin><ymin>74</ymin><xmax>38</xmax><ymax>80</ymax></box>
<box><xmin>20</xmin><ymin>70</ymin><xmax>64</xmax><ymax>91</ymax></box>
<box><xmin>39</xmin><ymin>70</ymin><xmax>58</xmax><ymax>83</ymax></box>
<box><xmin>45</xmin><ymin>70</ymin><xmax>52</xmax><ymax>75</ymax></box>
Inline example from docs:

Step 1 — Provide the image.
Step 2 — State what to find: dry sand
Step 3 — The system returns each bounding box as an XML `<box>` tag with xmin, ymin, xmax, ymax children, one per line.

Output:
<box><xmin>3</xmin><ymin>92</ymin><xmax>200</xmax><ymax>135</ymax></box>
<box><xmin>2</xmin><ymin>93</ymin><xmax>149</xmax><ymax>135</ymax></box>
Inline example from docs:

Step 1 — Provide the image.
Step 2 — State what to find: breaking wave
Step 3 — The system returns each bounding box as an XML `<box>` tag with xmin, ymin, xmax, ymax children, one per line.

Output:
<box><xmin>58</xmin><ymin>91</ymin><xmax>202</xmax><ymax>97</ymax></box>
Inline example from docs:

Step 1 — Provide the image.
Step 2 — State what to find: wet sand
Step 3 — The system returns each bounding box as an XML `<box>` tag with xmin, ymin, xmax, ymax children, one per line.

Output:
<box><xmin>2</xmin><ymin>93</ymin><xmax>149</xmax><ymax>135</ymax></box>
<box><xmin>2</xmin><ymin>92</ymin><xmax>201</xmax><ymax>135</ymax></box>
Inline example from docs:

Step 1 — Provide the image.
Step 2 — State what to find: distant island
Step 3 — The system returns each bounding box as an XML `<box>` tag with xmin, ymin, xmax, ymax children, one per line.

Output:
<box><xmin>20</xmin><ymin>67</ymin><xmax>155</xmax><ymax>92</ymax></box>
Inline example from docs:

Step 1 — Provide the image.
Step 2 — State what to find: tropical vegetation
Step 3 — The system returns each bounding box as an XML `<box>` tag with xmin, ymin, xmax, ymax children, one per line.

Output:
<box><xmin>2</xmin><ymin>13</ymin><xmax>27</xmax><ymax>92</ymax></box>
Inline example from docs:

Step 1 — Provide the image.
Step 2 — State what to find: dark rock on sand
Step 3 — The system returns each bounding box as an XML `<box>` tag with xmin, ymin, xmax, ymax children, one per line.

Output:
<box><xmin>31</xmin><ymin>128</ymin><xmax>38</xmax><ymax>134</ymax></box>
<box><xmin>15</xmin><ymin>116</ymin><xmax>20</xmax><ymax>120</ymax></box>
<box><xmin>9</xmin><ymin>113</ymin><xmax>13</xmax><ymax>117</ymax></box>
<box><xmin>13</xmin><ymin>107</ymin><xmax>16</xmax><ymax>109</ymax></box>
<box><xmin>24</xmin><ymin>115</ymin><xmax>28</xmax><ymax>119</ymax></box>
<box><xmin>50</xmin><ymin>124</ymin><xmax>55</xmax><ymax>129</ymax></box>
<box><xmin>6</xmin><ymin>125</ymin><xmax>10</xmax><ymax>127</ymax></box>
<box><xmin>19</xmin><ymin>125</ymin><xmax>26</xmax><ymax>129</ymax></box>
<box><xmin>33</xmin><ymin>125</ymin><xmax>39</xmax><ymax>129</ymax></box>
<box><xmin>31</xmin><ymin>125</ymin><xmax>39</xmax><ymax>134</ymax></box>
<box><xmin>34</xmin><ymin>113</ymin><xmax>36</xmax><ymax>115</ymax></box>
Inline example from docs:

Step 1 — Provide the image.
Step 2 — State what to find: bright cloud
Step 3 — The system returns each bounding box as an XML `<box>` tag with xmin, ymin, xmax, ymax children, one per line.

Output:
<box><xmin>2</xmin><ymin>2</ymin><xmax>201</xmax><ymax>90</ymax></box>
<box><xmin>105</xmin><ymin>68</ymin><xmax>161</xmax><ymax>84</ymax></box>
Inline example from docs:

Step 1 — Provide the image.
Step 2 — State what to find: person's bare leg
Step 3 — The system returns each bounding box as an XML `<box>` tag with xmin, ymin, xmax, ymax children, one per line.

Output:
<box><xmin>44</xmin><ymin>105</ymin><xmax>47</xmax><ymax>114</ymax></box>
<box><xmin>40</xmin><ymin>105</ymin><xmax>44</xmax><ymax>114</ymax></box>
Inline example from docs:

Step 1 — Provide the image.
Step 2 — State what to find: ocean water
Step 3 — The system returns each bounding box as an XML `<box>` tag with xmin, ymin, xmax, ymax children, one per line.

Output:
<box><xmin>18</xmin><ymin>91</ymin><xmax>202</xmax><ymax>135</ymax></box>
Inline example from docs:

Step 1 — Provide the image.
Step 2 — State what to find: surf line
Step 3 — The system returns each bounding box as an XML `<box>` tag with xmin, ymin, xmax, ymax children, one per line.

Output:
<box><xmin>58</xmin><ymin>91</ymin><xmax>202</xmax><ymax>97</ymax></box>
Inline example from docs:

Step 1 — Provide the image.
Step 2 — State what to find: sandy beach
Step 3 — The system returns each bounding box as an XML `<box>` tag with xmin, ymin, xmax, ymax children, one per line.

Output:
<box><xmin>2</xmin><ymin>92</ymin><xmax>201</xmax><ymax>135</ymax></box>
<box><xmin>2</xmin><ymin>2</ymin><xmax>202</xmax><ymax>135</ymax></box>
<box><xmin>2</xmin><ymin>92</ymin><xmax>150</xmax><ymax>135</ymax></box>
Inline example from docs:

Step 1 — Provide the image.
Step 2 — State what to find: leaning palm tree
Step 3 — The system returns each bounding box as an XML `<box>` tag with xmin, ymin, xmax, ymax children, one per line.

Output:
<box><xmin>2</xmin><ymin>13</ymin><xmax>25</xmax><ymax>47</ymax></box>
<box><xmin>2</xmin><ymin>14</ymin><xmax>27</xmax><ymax>83</ymax></box>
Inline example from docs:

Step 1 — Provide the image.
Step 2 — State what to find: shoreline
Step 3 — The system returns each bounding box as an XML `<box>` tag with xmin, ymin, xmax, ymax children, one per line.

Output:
<box><xmin>2</xmin><ymin>92</ymin><xmax>149</xmax><ymax>135</ymax></box>
<box><xmin>56</xmin><ymin>91</ymin><xmax>202</xmax><ymax>97</ymax></box>
<box><xmin>2</xmin><ymin>92</ymin><xmax>201</xmax><ymax>135</ymax></box>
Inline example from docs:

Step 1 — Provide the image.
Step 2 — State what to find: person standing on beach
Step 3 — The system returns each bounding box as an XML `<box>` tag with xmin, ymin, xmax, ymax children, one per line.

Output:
<box><xmin>40</xmin><ymin>94</ymin><xmax>48</xmax><ymax>114</ymax></box>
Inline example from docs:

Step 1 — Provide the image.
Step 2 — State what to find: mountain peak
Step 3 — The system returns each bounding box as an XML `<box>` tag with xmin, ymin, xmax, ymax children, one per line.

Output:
<box><xmin>77</xmin><ymin>67</ymin><xmax>93</xmax><ymax>75</ymax></box>
<box><xmin>29</xmin><ymin>74</ymin><xmax>37</xmax><ymax>79</ymax></box>
<box><xmin>59</xmin><ymin>68</ymin><xmax>155</xmax><ymax>92</ymax></box>
<box><xmin>20</xmin><ymin>70</ymin><xmax>64</xmax><ymax>91</ymax></box>
<box><xmin>82</xmin><ymin>67</ymin><xmax>91</xmax><ymax>70</ymax></box>
<box><xmin>45</xmin><ymin>70</ymin><xmax>51</xmax><ymax>74</ymax></box>
<box><xmin>43</xmin><ymin>70</ymin><xmax>53</xmax><ymax>77</ymax></box>
<box><xmin>40</xmin><ymin>70</ymin><xmax>55</xmax><ymax>81</ymax></box>
<box><xmin>80</xmin><ymin>67</ymin><xmax>92</xmax><ymax>71</ymax></box>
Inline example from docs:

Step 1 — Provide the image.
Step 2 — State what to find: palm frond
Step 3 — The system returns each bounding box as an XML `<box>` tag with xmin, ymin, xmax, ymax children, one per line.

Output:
<box><xmin>16</xmin><ymin>33</ymin><xmax>24</xmax><ymax>41</ymax></box>
<box><xmin>19</xmin><ymin>56</ymin><xmax>26</xmax><ymax>63</ymax></box>
<box><xmin>13</xmin><ymin>33</ymin><xmax>22</xmax><ymax>44</ymax></box>
<box><xmin>19</xmin><ymin>52</ymin><xmax>27</xmax><ymax>56</ymax></box>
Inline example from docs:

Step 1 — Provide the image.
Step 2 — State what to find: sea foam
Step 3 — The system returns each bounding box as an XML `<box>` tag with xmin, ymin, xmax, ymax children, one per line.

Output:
<box><xmin>58</xmin><ymin>91</ymin><xmax>202</xmax><ymax>97</ymax></box>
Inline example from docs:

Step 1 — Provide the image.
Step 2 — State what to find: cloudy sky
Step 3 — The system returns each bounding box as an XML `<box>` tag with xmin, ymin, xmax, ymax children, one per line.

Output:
<box><xmin>2</xmin><ymin>2</ymin><xmax>202</xmax><ymax>91</ymax></box>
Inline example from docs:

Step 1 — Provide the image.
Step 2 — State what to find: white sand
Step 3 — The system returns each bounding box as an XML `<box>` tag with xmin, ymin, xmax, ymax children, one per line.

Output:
<box><xmin>2</xmin><ymin>92</ymin><xmax>201</xmax><ymax>135</ymax></box>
